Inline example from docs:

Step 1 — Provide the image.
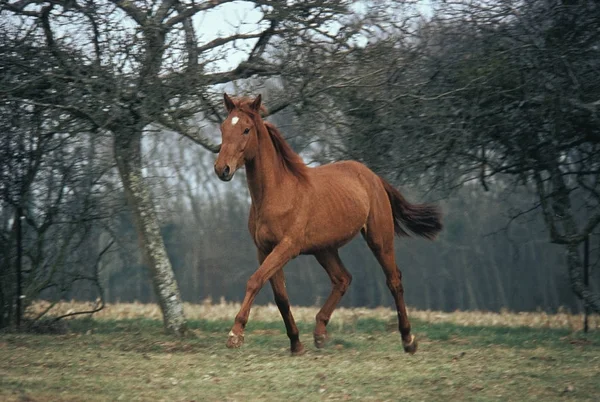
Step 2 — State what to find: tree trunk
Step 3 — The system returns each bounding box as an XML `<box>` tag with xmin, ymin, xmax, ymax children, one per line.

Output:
<box><xmin>543</xmin><ymin>168</ymin><xmax>600</xmax><ymax>314</ymax></box>
<box><xmin>114</xmin><ymin>130</ymin><xmax>187</xmax><ymax>335</ymax></box>
<box><xmin>565</xmin><ymin>244</ymin><xmax>600</xmax><ymax>313</ymax></box>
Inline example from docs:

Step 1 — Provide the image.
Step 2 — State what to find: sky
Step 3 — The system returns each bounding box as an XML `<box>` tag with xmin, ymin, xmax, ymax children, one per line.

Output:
<box><xmin>193</xmin><ymin>1</ymin><xmax>264</xmax><ymax>72</ymax></box>
<box><xmin>190</xmin><ymin>0</ymin><xmax>434</xmax><ymax>74</ymax></box>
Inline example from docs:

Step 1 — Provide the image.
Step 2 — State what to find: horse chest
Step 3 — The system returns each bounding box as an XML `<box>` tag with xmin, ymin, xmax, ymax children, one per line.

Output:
<box><xmin>253</xmin><ymin>223</ymin><xmax>274</xmax><ymax>247</ymax></box>
<box><xmin>252</xmin><ymin>208</ymin><xmax>294</xmax><ymax>248</ymax></box>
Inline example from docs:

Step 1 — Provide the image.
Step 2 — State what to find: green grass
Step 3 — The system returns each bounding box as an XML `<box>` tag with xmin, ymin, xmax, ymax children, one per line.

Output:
<box><xmin>1</xmin><ymin>317</ymin><xmax>599</xmax><ymax>401</ymax></box>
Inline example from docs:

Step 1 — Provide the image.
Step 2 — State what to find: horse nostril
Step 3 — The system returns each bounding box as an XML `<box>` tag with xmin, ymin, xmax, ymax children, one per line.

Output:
<box><xmin>223</xmin><ymin>165</ymin><xmax>231</xmax><ymax>178</ymax></box>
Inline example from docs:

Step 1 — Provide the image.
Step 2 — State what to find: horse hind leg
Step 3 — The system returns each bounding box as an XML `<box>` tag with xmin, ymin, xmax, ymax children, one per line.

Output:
<box><xmin>269</xmin><ymin>269</ymin><xmax>305</xmax><ymax>355</ymax></box>
<box><xmin>363</xmin><ymin>219</ymin><xmax>417</xmax><ymax>354</ymax></box>
<box><xmin>313</xmin><ymin>249</ymin><xmax>352</xmax><ymax>348</ymax></box>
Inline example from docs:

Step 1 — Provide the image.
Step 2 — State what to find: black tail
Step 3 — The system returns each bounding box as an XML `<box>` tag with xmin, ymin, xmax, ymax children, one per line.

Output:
<box><xmin>380</xmin><ymin>178</ymin><xmax>443</xmax><ymax>240</ymax></box>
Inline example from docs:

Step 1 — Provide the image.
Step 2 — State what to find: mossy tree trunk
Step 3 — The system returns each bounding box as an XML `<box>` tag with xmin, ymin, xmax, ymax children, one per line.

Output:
<box><xmin>114</xmin><ymin>129</ymin><xmax>187</xmax><ymax>335</ymax></box>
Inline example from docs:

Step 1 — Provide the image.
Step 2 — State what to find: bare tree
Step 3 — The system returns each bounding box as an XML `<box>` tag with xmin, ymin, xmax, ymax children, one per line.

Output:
<box><xmin>1</xmin><ymin>0</ymin><xmax>377</xmax><ymax>334</ymax></box>
<box><xmin>0</xmin><ymin>71</ymin><xmax>117</xmax><ymax>329</ymax></box>
<box><xmin>307</xmin><ymin>0</ymin><xmax>600</xmax><ymax>312</ymax></box>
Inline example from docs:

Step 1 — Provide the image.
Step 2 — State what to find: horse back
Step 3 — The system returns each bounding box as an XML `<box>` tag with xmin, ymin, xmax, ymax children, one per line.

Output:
<box><xmin>300</xmin><ymin>161</ymin><xmax>379</xmax><ymax>251</ymax></box>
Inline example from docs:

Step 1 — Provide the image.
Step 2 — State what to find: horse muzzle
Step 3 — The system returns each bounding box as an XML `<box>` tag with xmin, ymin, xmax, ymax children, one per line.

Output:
<box><xmin>214</xmin><ymin>163</ymin><xmax>234</xmax><ymax>182</ymax></box>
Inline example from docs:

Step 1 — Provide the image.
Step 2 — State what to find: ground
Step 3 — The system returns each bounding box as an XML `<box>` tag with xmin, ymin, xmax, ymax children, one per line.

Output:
<box><xmin>0</xmin><ymin>302</ymin><xmax>599</xmax><ymax>401</ymax></box>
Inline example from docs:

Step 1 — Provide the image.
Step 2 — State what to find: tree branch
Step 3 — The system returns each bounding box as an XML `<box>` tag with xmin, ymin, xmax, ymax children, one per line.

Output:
<box><xmin>165</xmin><ymin>0</ymin><xmax>236</xmax><ymax>27</ymax></box>
<box><xmin>1</xmin><ymin>0</ymin><xmax>44</xmax><ymax>16</ymax></box>
<box><xmin>197</xmin><ymin>32</ymin><xmax>266</xmax><ymax>54</ymax></box>
<box><xmin>108</xmin><ymin>0</ymin><xmax>147</xmax><ymax>26</ymax></box>
<box><xmin>154</xmin><ymin>0</ymin><xmax>177</xmax><ymax>22</ymax></box>
<box><xmin>247</xmin><ymin>18</ymin><xmax>278</xmax><ymax>62</ymax></box>
<box><xmin>202</xmin><ymin>62</ymin><xmax>279</xmax><ymax>85</ymax></box>
<box><xmin>156</xmin><ymin>116</ymin><xmax>221</xmax><ymax>153</ymax></box>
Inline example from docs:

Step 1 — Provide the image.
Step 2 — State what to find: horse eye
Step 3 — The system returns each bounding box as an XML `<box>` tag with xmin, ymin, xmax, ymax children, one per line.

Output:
<box><xmin>243</xmin><ymin>128</ymin><xmax>250</xmax><ymax>135</ymax></box>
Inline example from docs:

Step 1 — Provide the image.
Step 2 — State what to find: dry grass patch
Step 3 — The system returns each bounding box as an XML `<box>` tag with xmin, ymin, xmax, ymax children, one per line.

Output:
<box><xmin>26</xmin><ymin>300</ymin><xmax>600</xmax><ymax>331</ymax></box>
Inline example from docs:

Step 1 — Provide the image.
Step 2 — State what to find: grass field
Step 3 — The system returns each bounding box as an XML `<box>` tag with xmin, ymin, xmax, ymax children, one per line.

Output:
<box><xmin>1</xmin><ymin>302</ymin><xmax>599</xmax><ymax>401</ymax></box>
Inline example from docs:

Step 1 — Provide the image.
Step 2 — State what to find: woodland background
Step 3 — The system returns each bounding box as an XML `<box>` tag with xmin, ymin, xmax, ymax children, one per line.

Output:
<box><xmin>1</xmin><ymin>0</ymin><xmax>599</xmax><ymax>330</ymax></box>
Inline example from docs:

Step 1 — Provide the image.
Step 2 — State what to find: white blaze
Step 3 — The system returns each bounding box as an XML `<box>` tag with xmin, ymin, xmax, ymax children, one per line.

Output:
<box><xmin>231</xmin><ymin>117</ymin><xmax>239</xmax><ymax>126</ymax></box>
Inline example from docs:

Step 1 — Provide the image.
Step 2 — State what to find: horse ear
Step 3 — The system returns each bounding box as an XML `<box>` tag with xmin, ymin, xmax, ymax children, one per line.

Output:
<box><xmin>250</xmin><ymin>94</ymin><xmax>262</xmax><ymax>111</ymax></box>
<box><xmin>223</xmin><ymin>93</ymin><xmax>235</xmax><ymax>113</ymax></box>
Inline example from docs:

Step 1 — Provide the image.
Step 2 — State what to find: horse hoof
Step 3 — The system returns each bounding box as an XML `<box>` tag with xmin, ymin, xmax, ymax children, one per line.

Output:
<box><xmin>403</xmin><ymin>334</ymin><xmax>417</xmax><ymax>354</ymax></box>
<box><xmin>314</xmin><ymin>333</ymin><xmax>328</xmax><ymax>349</ymax></box>
<box><xmin>226</xmin><ymin>331</ymin><xmax>244</xmax><ymax>349</ymax></box>
<box><xmin>291</xmin><ymin>343</ymin><xmax>306</xmax><ymax>356</ymax></box>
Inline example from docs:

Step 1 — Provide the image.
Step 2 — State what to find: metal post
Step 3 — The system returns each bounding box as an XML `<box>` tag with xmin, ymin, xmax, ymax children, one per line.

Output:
<box><xmin>15</xmin><ymin>206</ymin><xmax>23</xmax><ymax>329</ymax></box>
<box><xmin>583</xmin><ymin>235</ymin><xmax>589</xmax><ymax>333</ymax></box>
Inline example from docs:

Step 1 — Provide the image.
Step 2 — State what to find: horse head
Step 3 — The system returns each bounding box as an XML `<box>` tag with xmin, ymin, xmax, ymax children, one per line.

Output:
<box><xmin>214</xmin><ymin>93</ymin><xmax>262</xmax><ymax>181</ymax></box>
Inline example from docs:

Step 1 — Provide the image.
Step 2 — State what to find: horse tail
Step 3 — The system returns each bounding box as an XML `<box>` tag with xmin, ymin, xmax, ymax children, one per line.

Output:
<box><xmin>380</xmin><ymin>178</ymin><xmax>443</xmax><ymax>240</ymax></box>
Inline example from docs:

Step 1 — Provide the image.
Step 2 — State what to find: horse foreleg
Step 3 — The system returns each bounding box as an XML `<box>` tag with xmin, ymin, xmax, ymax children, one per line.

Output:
<box><xmin>313</xmin><ymin>249</ymin><xmax>352</xmax><ymax>348</ymax></box>
<box><xmin>269</xmin><ymin>270</ymin><xmax>304</xmax><ymax>355</ymax></box>
<box><xmin>227</xmin><ymin>239</ymin><xmax>298</xmax><ymax>349</ymax></box>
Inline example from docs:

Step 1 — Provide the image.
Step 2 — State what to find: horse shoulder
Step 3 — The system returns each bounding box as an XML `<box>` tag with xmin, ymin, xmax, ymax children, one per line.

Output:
<box><xmin>260</xmin><ymin>186</ymin><xmax>310</xmax><ymax>241</ymax></box>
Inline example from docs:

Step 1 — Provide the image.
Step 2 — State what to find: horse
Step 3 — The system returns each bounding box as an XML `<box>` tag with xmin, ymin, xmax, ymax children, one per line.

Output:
<box><xmin>213</xmin><ymin>93</ymin><xmax>442</xmax><ymax>355</ymax></box>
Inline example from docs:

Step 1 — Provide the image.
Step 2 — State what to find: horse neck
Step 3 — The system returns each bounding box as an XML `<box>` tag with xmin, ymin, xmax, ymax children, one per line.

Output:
<box><xmin>245</xmin><ymin>121</ymin><xmax>292</xmax><ymax>207</ymax></box>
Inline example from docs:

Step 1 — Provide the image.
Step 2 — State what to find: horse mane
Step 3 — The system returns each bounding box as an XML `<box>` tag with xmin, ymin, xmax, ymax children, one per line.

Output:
<box><xmin>263</xmin><ymin>122</ymin><xmax>309</xmax><ymax>181</ymax></box>
<box><xmin>232</xmin><ymin>97</ymin><xmax>309</xmax><ymax>182</ymax></box>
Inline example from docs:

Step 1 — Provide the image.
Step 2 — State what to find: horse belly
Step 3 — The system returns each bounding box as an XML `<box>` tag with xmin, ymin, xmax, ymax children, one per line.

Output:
<box><xmin>303</xmin><ymin>190</ymin><xmax>369</xmax><ymax>251</ymax></box>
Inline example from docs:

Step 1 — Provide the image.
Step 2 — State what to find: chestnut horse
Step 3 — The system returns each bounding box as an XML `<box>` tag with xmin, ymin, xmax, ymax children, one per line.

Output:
<box><xmin>214</xmin><ymin>94</ymin><xmax>442</xmax><ymax>355</ymax></box>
